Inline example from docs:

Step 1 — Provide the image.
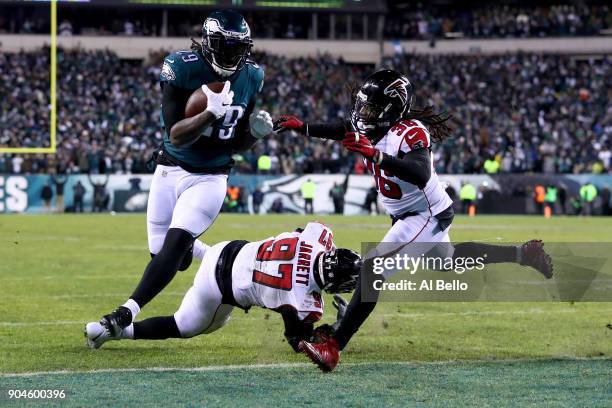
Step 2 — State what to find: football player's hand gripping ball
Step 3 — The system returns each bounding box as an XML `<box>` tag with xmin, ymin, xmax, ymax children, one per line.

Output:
<box><xmin>203</xmin><ymin>81</ymin><xmax>234</xmax><ymax>119</ymax></box>
<box><xmin>342</xmin><ymin>132</ymin><xmax>383</xmax><ymax>164</ymax></box>
<box><xmin>273</xmin><ymin>115</ymin><xmax>305</xmax><ymax>133</ymax></box>
<box><xmin>249</xmin><ymin>110</ymin><xmax>273</xmax><ymax>139</ymax></box>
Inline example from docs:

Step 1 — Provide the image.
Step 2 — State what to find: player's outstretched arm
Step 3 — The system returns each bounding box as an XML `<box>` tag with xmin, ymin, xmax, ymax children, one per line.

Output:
<box><xmin>342</xmin><ymin>133</ymin><xmax>431</xmax><ymax>189</ymax></box>
<box><xmin>278</xmin><ymin>307</ymin><xmax>315</xmax><ymax>352</ymax></box>
<box><xmin>274</xmin><ymin>115</ymin><xmax>347</xmax><ymax>141</ymax></box>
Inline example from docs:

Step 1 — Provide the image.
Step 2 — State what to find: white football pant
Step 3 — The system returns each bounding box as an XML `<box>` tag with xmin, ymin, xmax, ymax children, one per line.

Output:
<box><xmin>146</xmin><ymin>165</ymin><xmax>227</xmax><ymax>256</ymax></box>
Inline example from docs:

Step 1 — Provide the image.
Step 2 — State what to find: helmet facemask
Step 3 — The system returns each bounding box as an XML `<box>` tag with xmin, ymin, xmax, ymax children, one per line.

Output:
<box><xmin>350</xmin><ymin>71</ymin><xmax>414</xmax><ymax>143</ymax></box>
<box><xmin>202</xmin><ymin>17</ymin><xmax>252</xmax><ymax>78</ymax></box>
<box><xmin>316</xmin><ymin>249</ymin><xmax>362</xmax><ymax>294</ymax></box>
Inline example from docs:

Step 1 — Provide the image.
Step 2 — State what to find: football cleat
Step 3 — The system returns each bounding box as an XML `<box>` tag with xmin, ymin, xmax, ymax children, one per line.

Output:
<box><xmin>84</xmin><ymin>321</ymin><xmax>117</xmax><ymax>349</ymax></box>
<box><xmin>99</xmin><ymin>306</ymin><xmax>133</xmax><ymax>337</ymax></box>
<box><xmin>520</xmin><ymin>240</ymin><xmax>553</xmax><ymax>279</ymax></box>
<box><xmin>298</xmin><ymin>338</ymin><xmax>341</xmax><ymax>372</ymax></box>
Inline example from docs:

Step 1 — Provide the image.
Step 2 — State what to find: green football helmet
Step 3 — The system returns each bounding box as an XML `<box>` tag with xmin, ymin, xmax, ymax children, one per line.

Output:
<box><xmin>200</xmin><ymin>10</ymin><xmax>253</xmax><ymax>78</ymax></box>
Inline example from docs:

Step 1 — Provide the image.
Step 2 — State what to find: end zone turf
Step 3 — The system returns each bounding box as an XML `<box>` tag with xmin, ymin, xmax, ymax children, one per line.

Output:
<box><xmin>2</xmin><ymin>360</ymin><xmax>610</xmax><ymax>407</ymax></box>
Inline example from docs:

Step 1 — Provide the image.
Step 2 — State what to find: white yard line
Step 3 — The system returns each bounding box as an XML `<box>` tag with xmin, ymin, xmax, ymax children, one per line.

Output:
<box><xmin>3</xmin><ymin>275</ymin><xmax>140</xmax><ymax>282</ymax></box>
<box><xmin>2</xmin><ymin>307</ymin><xmax>605</xmax><ymax>328</ymax></box>
<box><xmin>2</xmin><ymin>358</ymin><xmax>610</xmax><ymax>378</ymax></box>
<box><xmin>0</xmin><ymin>292</ymin><xmax>185</xmax><ymax>300</ymax></box>
<box><xmin>379</xmin><ymin>308</ymin><xmax>595</xmax><ymax>319</ymax></box>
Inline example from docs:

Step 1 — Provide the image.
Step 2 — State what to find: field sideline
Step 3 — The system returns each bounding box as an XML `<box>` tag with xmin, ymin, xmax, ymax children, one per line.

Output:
<box><xmin>0</xmin><ymin>214</ymin><xmax>610</xmax><ymax>406</ymax></box>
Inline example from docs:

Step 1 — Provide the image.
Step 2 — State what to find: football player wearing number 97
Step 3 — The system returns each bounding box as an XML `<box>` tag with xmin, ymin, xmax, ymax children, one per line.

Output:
<box><xmin>275</xmin><ymin>69</ymin><xmax>553</xmax><ymax>372</ymax></box>
<box><xmin>85</xmin><ymin>10</ymin><xmax>273</xmax><ymax>343</ymax></box>
<box><xmin>86</xmin><ymin>222</ymin><xmax>361</xmax><ymax>353</ymax></box>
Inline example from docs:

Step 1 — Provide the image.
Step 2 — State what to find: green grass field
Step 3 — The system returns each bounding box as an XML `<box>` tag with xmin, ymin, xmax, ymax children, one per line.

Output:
<box><xmin>1</xmin><ymin>214</ymin><xmax>611</xmax><ymax>407</ymax></box>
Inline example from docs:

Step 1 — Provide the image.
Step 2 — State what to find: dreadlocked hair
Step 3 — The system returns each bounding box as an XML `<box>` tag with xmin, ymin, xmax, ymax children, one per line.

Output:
<box><xmin>404</xmin><ymin>106</ymin><xmax>454</xmax><ymax>143</ymax></box>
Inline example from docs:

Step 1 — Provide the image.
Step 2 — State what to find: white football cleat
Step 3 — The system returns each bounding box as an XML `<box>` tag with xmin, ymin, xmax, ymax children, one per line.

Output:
<box><xmin>84</xmin><ymin>321</ymin><xmax>117</xmax><ymax>349</ymax></box>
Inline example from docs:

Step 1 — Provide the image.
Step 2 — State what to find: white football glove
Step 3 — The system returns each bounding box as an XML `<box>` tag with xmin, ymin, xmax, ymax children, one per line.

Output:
<box><xmin>203</xmin><ymin>81</ymin><xmax>234</xmax><ymax>119</ymax></box>
<box><xmin>249</xmin><ymin>110</ymin><xmax>273</xmax><ymax>139</ymax></box>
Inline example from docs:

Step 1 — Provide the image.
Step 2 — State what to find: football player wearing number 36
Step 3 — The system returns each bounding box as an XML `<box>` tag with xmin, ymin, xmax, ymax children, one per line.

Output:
<box><xmin>85</xmin><ymin>10</ymin><xmax>273</xmax><ymax>345</ymax></box>
<box><xmin>275</xmin><ymin>69</ymin><xmax>553</xmax><ymax>372</ymax></box>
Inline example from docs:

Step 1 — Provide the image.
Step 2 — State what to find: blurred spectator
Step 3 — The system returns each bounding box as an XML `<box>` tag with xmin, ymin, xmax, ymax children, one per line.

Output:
<box><xmin>364</xmin><ymin>184</ymin><xmax>380</xmax><ymax>215</ymax></box>
<box><xmin>301</xmin><ymin>178</ymin><xmax>316</xmax><ymax>214</ymax></box>
<box><xmin>225</xmin><ymin>185</ymin><xmax>240</xmax><ymax>212</ymax></box>
<box><xmin>545</xmin><ymin>184</ymin><xmax>558</xmax><ymax>214</ymax></box>
<box><xmin>41</xmin><ymin>183</ymin><xmax>53</xmax><ymax>212</ymax></box>
<box><xmin>483</xmin><ymin>156</ymin><xmax>500</xmax><ymax>174</ymax></box>
<box><xmin>329</xmin><ymin>182</ymin><xmax>345</xmax><ymax>214</ymax></box>
<box><xmin>579</xmin><ymin>182</ymin><xmax>598</xmax><ymax>215</ymax></box>
<box><xmin>73</xmin><ymin>180</ymin><xmax>86</xmax><ymax>213</ymax></box>
<box><xmin>459</xmin><ymin>181</ymin><xmax>477</xmax><ymax>214</ymax></box>
<box><xmin>252</xmin><ymin>187</ymin><xmax>264</xmax><ymax>214</ymax></box>
<box><xmin>534</xmin><ymin>184</ymin><xmax>546</xmax><ymax>214</ymax></box>
<box><xmin>59</xmin><ymin>20</ymin><xmax>73</xmax><ymax>36</ymax></box>
<box><xmin>51</xmin><ymin>174</ymin><xmax>67</xmax><ymax>213</ymax></box>
<box><xmin>89</xmin><ymin>174</ymin><xmax>109</xmax><ymax>212</ymax></box>
<box><xmin>270</xmin><ymin>197</ymin><xmax>284</xmax><ymax>214</ymax></box>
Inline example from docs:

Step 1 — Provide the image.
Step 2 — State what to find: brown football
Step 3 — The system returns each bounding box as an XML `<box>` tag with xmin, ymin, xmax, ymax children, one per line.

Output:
<box><xmin>184</xmin><ymin>82</ymin><xmax>225</xmax><ymax>117</ymax></box>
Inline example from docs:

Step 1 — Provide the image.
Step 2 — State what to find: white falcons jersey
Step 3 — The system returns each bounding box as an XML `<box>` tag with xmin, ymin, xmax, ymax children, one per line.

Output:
<box><xmin>365</xmin><ymin>119</ymin><xmax>452</xmax><ymax>217</ymax></box>
<box><xmin>230</xmin><ymin>222</ymin><xmax>335</xmax><ymax>322</ymax></box>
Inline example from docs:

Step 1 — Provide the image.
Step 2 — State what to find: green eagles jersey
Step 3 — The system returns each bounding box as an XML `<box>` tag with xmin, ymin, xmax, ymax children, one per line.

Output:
<box><xmin>159</xmin><ymin>49</ymin><xmax>264</xmax><ymax>170</ymax></box>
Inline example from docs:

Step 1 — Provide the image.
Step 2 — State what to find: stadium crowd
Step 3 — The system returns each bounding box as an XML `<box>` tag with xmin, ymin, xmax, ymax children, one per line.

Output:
<box><xmin>0</xmin><ymin>48</ymin><xmax>610</xmax><ymax>175</ymax></box>
<box><xmin>1</xmin><ymin>3</ymin><xmax>610</xmax><ymax>39</ymax></box>
<box><xmin>385</xmin><ymin>3</ymin><xmax>611</xmax><ymax>39</ymax></box>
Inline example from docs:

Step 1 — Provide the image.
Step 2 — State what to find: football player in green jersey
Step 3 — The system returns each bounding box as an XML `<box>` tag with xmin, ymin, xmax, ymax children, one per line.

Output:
<box><xmin>86</xmin><ymin>10</ymin><xmax>273</xmax><ymax>345</ymax></box>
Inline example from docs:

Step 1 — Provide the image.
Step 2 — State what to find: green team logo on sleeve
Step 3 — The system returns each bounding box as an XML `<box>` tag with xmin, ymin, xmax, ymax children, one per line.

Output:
<box><xmin>161</xmin><ymin>61</ymin><xmax>176</xmax><ymax>81</ymax></box>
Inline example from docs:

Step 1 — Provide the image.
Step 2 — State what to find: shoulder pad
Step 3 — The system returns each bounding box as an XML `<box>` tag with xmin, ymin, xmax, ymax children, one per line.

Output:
<box><xmin>160</xmin><ymin>51</ymin><xmax>203</xmax><ymax>87</ymax></box>
<box><xmin>391</xmin><ymin>119</ymin><xmax>431</xmax><ymax>151</ymax></box>
<box><xmin>246</xmin><ymin>60</ymin><xmax>265</xmax><ymax>93</ymax></box>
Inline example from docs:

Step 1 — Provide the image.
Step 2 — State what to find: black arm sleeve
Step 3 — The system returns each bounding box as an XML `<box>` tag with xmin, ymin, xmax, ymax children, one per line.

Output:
<box><xmin>379</xmin><ymin>148</ymin><xmax>432</xmax><ymax>189</ymax></box>
<box><xmin>161</xmin><ymin>83</ymin><xmax>192</xmax><ymax>133</ymax></box>
<box><xmin>231</xmin><ymin>98</ymin><xmax>257</xmax><ymax>152</ymax></box>
<box><xmin>306</xmin><ymin>121</ymin><xmax>347</xmax><ymax>141</ymax></box>
<box><xmin>279</xmin><ymin>307</ymin><xmax>314</xmax><ymax>352</ymax></box>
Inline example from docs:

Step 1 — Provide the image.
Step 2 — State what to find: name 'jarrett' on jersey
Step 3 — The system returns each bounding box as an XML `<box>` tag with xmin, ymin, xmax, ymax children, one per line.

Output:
<box><xmin>230</xmin><ymin>222</ymin><xmax>335</xmax><ymax>322</ymax></box>
<box><xmin>366</xmin><ymin>119</ymin><xmax>452</xmax><ymax>217</ymax></box>
<box><xmin>159</xmin><ymin>50</ymin><xmax>264</xmax><ymax>169</ymax></box>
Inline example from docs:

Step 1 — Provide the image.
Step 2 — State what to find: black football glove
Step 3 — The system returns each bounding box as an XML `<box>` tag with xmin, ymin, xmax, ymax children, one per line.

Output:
<box><xmin>310</xmin><ymin>294</ymin><xmax>348</xmax><ymax>342</ymax></box>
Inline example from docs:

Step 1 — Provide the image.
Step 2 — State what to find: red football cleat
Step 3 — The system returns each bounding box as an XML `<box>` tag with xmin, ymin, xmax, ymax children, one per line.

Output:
<box><xmin>298</xmin><ymin>338</ymin><xmax>341</xmax><ymax>372</ymax></box>
<box><xmin>520</xmin><ymin>240</ymin><xmax>553</xmax><ymax>279</ymax></box>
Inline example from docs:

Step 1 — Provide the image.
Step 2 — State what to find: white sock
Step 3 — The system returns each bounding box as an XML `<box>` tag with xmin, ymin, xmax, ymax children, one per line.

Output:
<box><xmin>122</xmin><ymin>324</ymin><xmax>134</xmax><ymax>339</ymax></box>
<box><xmin>123</xmin><ymin>299</ymin><xmax>141</xmax><ymax>321</ymax></box>
<box><xmin>193</xmin><ymin>240</ymin><xmax>210</xmax><ymax>261</ymax></box>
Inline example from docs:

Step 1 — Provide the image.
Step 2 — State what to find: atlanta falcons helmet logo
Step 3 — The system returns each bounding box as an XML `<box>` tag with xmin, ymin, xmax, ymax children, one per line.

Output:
<box><xmin>383</xmin><ymin>78</ymin><xmax>411</xmax><ymax>106</ymax></box>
